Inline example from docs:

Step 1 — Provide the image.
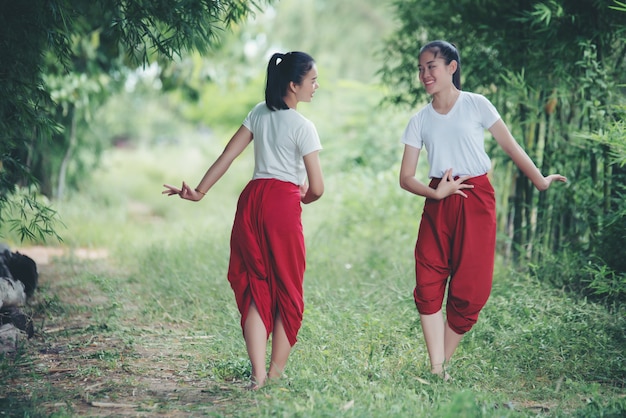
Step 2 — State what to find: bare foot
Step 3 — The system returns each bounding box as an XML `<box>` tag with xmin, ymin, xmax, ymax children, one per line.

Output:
<box><xmin>246</xmin><ymin>375</ymin><xmax>266</xmax><ymax>390</ymax></box>
<box><xmin>431</xmin><ymin>364</ymin><xmax>451</xmax><ymax>381</ymax></box>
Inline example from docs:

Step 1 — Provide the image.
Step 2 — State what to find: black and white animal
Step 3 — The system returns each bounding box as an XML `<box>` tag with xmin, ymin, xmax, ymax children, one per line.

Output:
<box><xmin>0</xmin><ymin>248</ymin><xmax>38</xmax><ymax>300</ymax></box>
<box><xmin>0</xmin><ymin>246</ymin><xmax>38</xmax><ymax>340</ymax></box>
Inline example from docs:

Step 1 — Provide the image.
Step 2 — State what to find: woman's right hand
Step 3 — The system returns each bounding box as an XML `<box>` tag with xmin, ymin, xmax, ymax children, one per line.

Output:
<box><xmin>435</xmin><ymin>168</ymin><xmax>474</xmax><ymax>199</ymax></box>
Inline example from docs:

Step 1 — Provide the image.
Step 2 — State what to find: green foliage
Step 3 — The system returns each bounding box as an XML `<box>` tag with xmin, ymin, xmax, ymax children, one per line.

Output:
<box><xmin>0</xmin><ymin>0</ymin><xmax>272</xmax><ymax>242</ymax></box>
<box><xmin>574</xmin><ymin>396</ymin><xmax>626</xmax><ymax>418</ymax></box>
<box><xmin>583</xmin><ymin>263</ymin><xmax>626</xmax><ymax>309</ymax></box>
<box><xmin>595</xmin><ymin>213</ymin><xmax>626</xmax><ymax>275</ymax></box>
<box><xmin>0</xmin><ymin>188</ymin><xmax>63</xmax><ymax>244</ymax></box>
<box><xmin>547</xmin><ymin>112</ymin><xmax>626</xmax><ymax>309</ymax></box>
<box><xmin>263</xmin><ymin>0</ymin><xmax>397</xmax><ymax>82</ymax></box>
<box><xmin>101</xmin><ymin>0</ymin><xmax>267</xmax><ymax>65</ymax></box>
<box><xmin>0</xmin><ymin>1</ymin><xmax>66</xmax><ymax>240</ymax></box>
<box><xmin>479</xmin><ymin>269</ymin><xmax>625</xmax><ymax>386</ymax></box>
<box><xmin>611</xmin><ymin>0</ymin><xmax>626</xmax><ymax>12</ymax></box>
<box><xmin>3</xmin><ymin>94</ymin><xmax>626</xmax><ymax>414</ymax></box>
<box><xmin>211</xmin><ymin>357</ymin><xmax>252</xmax><ymax>381</ymax></box>
<box><xmin>530</xmin><ymin>246</ymin><xmax>626</xmax><ymax>313</ymax></box>
<box><xmin>2</xmin><ymin>5</ymin><xmax>626</xmax><ymax>415</ymax></box>
<box><xmin>175</xmin><ymin>71</ymin><xmax>264</xmax><ymax>128</ymax></box>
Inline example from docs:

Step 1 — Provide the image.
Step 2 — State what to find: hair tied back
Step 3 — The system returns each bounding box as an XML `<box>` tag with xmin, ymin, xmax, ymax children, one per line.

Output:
<box><xmin>265</xmin><ymin>51</ymin><xmax>315</xmax><ymax>111</ymax></box>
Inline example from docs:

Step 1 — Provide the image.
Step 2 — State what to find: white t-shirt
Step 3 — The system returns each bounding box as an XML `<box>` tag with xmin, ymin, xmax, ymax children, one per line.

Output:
<box><xmin>243</xmin><ymin>102</ymin><xmax>322</xmax><ymax>186</ymax></box>
<box><xmin>401</xmin><ymin>91</ymin><xmax>501</xmax><ymax>178</ymax></box>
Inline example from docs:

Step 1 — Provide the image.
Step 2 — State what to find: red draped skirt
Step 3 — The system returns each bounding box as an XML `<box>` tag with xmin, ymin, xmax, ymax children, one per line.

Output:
<box><xmin>227</xmin><ymin>179</ymin><xmax>305</xmax><ymax>346</ymax></box>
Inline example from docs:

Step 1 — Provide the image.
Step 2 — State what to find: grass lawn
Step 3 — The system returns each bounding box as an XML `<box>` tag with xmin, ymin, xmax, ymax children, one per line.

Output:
<box><xmin>1</xmin><ymin>137</ymin><xmax>624</xmax><ymax>417</ymax></box>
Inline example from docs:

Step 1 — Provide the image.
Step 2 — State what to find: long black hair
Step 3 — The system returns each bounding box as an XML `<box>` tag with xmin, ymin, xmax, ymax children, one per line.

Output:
<box><xmin>419</xmin><ymin>41</ymin><xmax>461</xmax><ymax>90</ymax></box>
<box><xmin>265</xmin><ymin>51</ymin><xmax>315</xmax><ymax>111</ymax></box>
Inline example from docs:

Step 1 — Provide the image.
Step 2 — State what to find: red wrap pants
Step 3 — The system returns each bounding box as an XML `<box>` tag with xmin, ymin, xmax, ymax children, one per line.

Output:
<box><xmin>413</xmin><ymin>174</ymin><xmax>496</xmax><ymax>334</ymax></box>
<box><xmin>228</xmin><ymin>179</ymin><xmax>305</xmax><ymax>347</ymax></box>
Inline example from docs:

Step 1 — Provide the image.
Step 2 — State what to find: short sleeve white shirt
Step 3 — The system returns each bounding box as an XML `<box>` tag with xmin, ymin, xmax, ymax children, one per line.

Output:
<box><xmin>243</xmin><ymin>102</ymin><xmax>322</xmax><ymax>185</ymax></box>
<box><xmin>401</xmin><ymin>91</ymin><xmax>500</xmax><ymax>178</ymax></box>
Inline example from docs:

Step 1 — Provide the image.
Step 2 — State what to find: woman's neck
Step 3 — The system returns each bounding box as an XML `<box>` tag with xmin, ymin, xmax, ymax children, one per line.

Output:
<box><xmin>431</xmin><ymin>87</ymin><xmax>460</xmax><ymax>114</ymax></box>
<box><xmin>284</xmin><ymin>94</ymin><xmax>297</xmax><ymax>110</ymax></box>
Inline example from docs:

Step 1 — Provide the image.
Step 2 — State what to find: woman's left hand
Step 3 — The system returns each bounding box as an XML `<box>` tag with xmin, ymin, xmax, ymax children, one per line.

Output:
<box><xmin>162</xmin><ymin>181</ymin><xmax>204</xmax><ymax>201</ymax></box>
<box><xmin>299</xmin><ymin>182</ymin><xmax>309</xmax><ymax>200</ymax></box>
<box><xmin>537</xmin><ymin>174</ymin><xmax>568</xmax><ymax>191</ymax></box>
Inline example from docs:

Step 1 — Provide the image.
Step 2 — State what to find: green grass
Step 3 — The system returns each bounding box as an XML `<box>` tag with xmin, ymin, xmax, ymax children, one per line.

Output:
<box><xmin>2</xmin><ymin>138</ymin><xmax>624</xmax><ymax>417</ymax></box>
<box><xmin>2</xmin><ymin>81</ymin><xmax>625</xmax><ymax>416</ymax></box>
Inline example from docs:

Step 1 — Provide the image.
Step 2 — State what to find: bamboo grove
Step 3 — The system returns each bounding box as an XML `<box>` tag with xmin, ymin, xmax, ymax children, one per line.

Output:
<box><xmin>381</xmin><ymin>0</ymin><xmax>626</xmax><ymax>306</ymax></box>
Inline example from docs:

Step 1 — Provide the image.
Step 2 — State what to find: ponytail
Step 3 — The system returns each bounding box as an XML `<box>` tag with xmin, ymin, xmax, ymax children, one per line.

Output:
<box><xmin>265</xmin><ymin>51</ymin><xmax>315</xmax><ymax>111</ymax></box>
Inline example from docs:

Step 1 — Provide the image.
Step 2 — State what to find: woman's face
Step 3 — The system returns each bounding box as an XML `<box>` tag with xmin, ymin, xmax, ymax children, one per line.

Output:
<box><xmin>418</xmin><ymin>50</ymin><xmax>456</xmax><ymax>95</ymax></box>
<box><xmin>294</xmin><ymin>65</ymin><xmax>319</xmax><ymax>103</ymax></box>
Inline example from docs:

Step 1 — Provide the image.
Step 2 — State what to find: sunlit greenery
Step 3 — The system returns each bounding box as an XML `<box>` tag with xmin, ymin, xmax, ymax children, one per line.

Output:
<box><xmin>1</xmin><ymin>1</ymin><xmax>625</xmax><ymax>416</ymax></box>
<box><xmin>2</xmin><ymin>113</ymin><xmax>624</xmax><ymax>415</ymax></box>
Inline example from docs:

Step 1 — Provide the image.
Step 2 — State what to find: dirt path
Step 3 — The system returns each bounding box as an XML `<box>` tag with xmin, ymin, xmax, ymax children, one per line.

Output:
<box><xmin>3</xmin><ymin>248</ymin><xmax>244</xmax><ymax>417</ymax></box>
<box><xmin>15</xmin><ymin>245</ymin><xmax>109</xmax><ymax>266</ymax></box>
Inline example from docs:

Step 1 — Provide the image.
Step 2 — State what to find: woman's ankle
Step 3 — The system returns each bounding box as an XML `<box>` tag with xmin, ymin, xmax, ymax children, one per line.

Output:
<box><xmin>430</xmin><ymin>362</ymin><xmax>451</xmax><ymax>381</ymax></box>
<box><xmin>268</xmin><ymin>361</ymin><xmax>285</xmax><ymax>380</ymax></box>
<box><xmin>247</xmin><ymin>373</ymin><xmax>267</xmax><ymax>390</ymax></box>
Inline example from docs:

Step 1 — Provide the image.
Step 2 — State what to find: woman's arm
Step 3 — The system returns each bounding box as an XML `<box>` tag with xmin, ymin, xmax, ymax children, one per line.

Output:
<box><xmin>490</xmin><ymin>119</ymin><xmax>567</xmax><ymax>191</ymax></box>
<box><xmin>300</xmin><ymin>150</ymin><xmax>324</xmax><ymax>204</ymax></box>
<box><xmin>163</xmin><ymin>125</ymin><xmax>253</xmax><ymax>201</ymax></box>
<box><xmin>399</xmin><ymin>144</ymin><xmax>473</xmax><ymax>199</ymax></box>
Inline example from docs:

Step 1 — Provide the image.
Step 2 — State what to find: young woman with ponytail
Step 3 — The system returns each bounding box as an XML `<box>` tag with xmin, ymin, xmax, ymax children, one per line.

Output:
<box><xmin>399</xmin><ymin>41</ymin><xmax>566</xmax><ymax>380</ymax></box>
<box><xmin>163</xmin><ymin>51</ymin><xmax>323</xmax><ymax>389</ymax></box>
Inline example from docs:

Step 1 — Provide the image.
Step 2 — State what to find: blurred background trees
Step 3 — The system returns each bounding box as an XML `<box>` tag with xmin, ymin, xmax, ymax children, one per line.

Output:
<box><xmin>1</xmin><ymin>0</ymin><xmax>624</xmax><ymax>308</ymax></box>
<box><xmin>0</xmin><ymin>0</ymin><xmax>270</xmax><ymax>240</ymax></box>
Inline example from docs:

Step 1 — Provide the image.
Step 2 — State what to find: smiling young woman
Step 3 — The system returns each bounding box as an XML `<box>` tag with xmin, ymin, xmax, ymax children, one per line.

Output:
<box><xmin>398</xmin><ymin>40</ymin><xmax>567</xmax><ymax>380</ymax></box>
<box><xmin>163</xmin><ymin>51</ymin><xmax>324</xmax><ymax>390</ymax></box>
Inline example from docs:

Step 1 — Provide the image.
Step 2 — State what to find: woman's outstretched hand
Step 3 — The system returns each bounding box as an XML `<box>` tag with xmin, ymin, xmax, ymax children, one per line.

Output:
<box><xmin>162</xmin><ymin>181</ymin><xmax>204</xmax><ymax>201</ymax></box>
<box><xmin>536</xmin><ymin>174</ymin><xmax>568</xmax><ymax>191</ymax></box>
<box><xmin>435</xmin><ymin>168</ymin><xmax>474</xmax><ymax>199</ymax></box>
